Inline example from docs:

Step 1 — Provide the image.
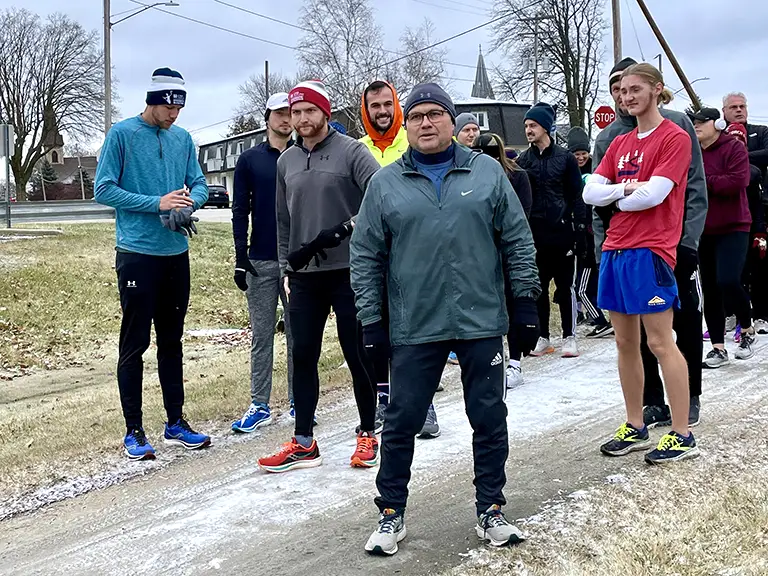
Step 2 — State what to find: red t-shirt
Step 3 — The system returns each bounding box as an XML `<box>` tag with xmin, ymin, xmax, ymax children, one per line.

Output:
<box><xmin>595</xmin><ymin>119</ymin><xmax>692</xmax><ymax>268</ymax></box>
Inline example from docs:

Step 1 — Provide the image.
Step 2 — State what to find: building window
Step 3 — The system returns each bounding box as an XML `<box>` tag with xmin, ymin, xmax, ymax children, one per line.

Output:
<box><xmin>217</xmin><ymin>146</ymin><xmax>224</xmax><ymax>159</ymax></box>
<box><xmin>51</xmin><ymin>150</ymin><xmax>59</xmax><ymax>163</ymax></box>
<box><xmin>237</xmin><ymin>141</ymin><xmax>244</xmax><ymax>155</ymax></box>
<box><xmin>471</xmin><ymin>111</ymin><xmax>490</xmax><ymax>131</ymax></box>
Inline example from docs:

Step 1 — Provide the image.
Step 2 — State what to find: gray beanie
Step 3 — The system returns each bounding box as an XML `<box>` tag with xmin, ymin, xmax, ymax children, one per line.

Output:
<box><xmin>567</xmin><ymin>127</ymin><xmax>590</xmax><ymax>153</ymax></box>
<box><xmin>454</xmin><ymin>113</ymin><xmax>480</xmax><ymax>137</ymax></box>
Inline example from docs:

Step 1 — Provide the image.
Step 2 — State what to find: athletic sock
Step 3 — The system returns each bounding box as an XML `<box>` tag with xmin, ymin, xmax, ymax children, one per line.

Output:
<box><xmin>507</xmin><ymin>359</ymin><xmax>521</xmax><ymax>370</ymax></box>
<box><xmin>377</xmin><ymin>383</ymin><xmax>390</xmax><ymax>407</ymax></box>
<box><xmin>295</xmin><ymin>434</ymin><xmax>313</xmax><ymax>448</ymax></box>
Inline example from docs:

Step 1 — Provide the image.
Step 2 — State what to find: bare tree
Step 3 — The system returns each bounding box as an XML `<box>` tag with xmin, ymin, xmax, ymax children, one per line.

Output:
<box><xmin>0</xmin><ymin>8</ymin><xmax>106</xmax><ymax>200</ymax></box>
<box><xmin>234</xmin><ymin>71</ymin><xmax>301</xmax><ymax>125</ymax></box>
<box><xmin>396</xmin><ymin>18</ymin><xmax>449</xmax><ymax>96</ymax></box>
<box><xmin>491</xmin><ymin>0</ymin><xmax>606</xmax><ymax>132</ymax></box>
<box><xmin>64</xmin><ymin>141</ymin><xmax>96</xmax><ymax>158</ymax></box>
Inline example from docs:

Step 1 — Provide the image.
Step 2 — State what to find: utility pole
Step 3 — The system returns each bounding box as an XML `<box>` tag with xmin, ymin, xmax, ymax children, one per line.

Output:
<box><xmin>78</xmin><ymin>157</ymin><xmax>85</xmax><ymax>200</ymax></box>
<box><xmin>265</xmin><ymin>61</ymin><xmax>270</xmax><ymax>97</ymax></box>
<box><xmin>104</xmin><ymin>0</ymin><xmax>112</xmax><ymax>136</ymax></box>
<box><xmin>635</xmin><ymin>0</ymin><xmax>702</xmax><ymax>110</ymax></box>
<box><xmin>521</xmin><ymin>15</ymin><xmax>552</xmax><ymax>104</ymax></box>
<box><xmin>611</xmin><ymin>0</ymin><xmax>622</xmax><ymax>64</ymax></box>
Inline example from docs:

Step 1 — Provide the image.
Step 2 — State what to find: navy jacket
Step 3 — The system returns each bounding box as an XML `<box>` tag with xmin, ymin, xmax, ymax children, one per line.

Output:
<box><xmin>232</xmin><ymin>139</ymin><xmax>292</xmax><ymax>261</ymax></box>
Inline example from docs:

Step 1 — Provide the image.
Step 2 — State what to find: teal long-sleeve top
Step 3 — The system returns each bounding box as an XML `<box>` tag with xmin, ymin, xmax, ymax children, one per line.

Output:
<box><xmin>95</xmin><ymin>115</ymin><xmax>209</xmax><ymax>256</ymax></box>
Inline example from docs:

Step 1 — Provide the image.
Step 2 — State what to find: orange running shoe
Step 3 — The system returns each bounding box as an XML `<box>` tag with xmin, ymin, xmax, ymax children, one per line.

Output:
<box><xmin>258</xmin><ymin>438</ymin><xmax>323</xmax><ymax>473</ymax></box>
<box><xmin>351</xmin><ymin>431</ymin><xmax>379</xmax><ymax>468</ymax></box>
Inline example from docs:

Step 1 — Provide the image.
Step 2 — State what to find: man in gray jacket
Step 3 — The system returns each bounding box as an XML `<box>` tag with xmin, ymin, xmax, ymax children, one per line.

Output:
<box><xmin>258</xmin><ymin>80</ymin><xmax>382</xmax><ymax>474</ymax></box>
<box><xmin>592</xmin><ymin>57</ymin><xmax>707</xmax><ymax>428</ymax></box>
<box><xmin>351</xmin><ymin>83</ymin><xmax>541</xmax><ymax>556</ymax></box>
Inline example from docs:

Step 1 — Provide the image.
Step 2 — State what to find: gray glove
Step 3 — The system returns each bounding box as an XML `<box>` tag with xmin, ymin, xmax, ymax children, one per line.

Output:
<box><xmin>161</xmin><ymin>207</ymin><xmax>199</xmax><ymax>237</ymax></box>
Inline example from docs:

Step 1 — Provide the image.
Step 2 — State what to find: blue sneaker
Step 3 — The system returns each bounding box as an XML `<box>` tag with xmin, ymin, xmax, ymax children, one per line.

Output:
<box><xmin>289</xmin><ymin>401</ymin><xmax>318</xmax><ymax>426</ymax></box>
<box><xmin>164</xmin><ymin>417</ymin><xmax>211</xmax><ymax>450</ymax></box>
<box><xmin>447</xmin><ymin>351</ymin><xmax>459</xmax><ymax>365</ymax></box>
<box><xmin>124</xmin><ymin>427</ymin><xmax>156</xmax><ymax>460</ymax></box>
<box><xmin>600</xmin><ymin>422</ymin><xmax>653</xmax><ymax>456</ymax></box>
<box><xmin>645</xmin><ymin>431</ymin><xmax>700</xmax><ymax>464</ymax></box>
<box><xmin>232</xmin><ymin>403</ymin><xmax>272</xmax><ymax>433</ymax></box>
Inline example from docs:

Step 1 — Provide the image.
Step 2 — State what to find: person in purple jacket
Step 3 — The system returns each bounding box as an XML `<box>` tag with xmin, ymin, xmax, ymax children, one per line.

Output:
<box><xmin>691</xmin><ymin>108</ymin><xmax>756</xmax><ymax>367</ymax></box>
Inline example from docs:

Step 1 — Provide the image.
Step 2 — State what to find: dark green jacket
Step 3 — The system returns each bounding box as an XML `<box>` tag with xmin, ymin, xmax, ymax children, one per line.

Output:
<box><xmin>350</xmin><ymin>145</ymin><xmax>540</xmax><ymax>346</ymax></box>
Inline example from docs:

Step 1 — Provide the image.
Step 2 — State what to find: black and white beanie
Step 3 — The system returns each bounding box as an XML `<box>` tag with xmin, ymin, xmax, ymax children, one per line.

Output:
<box><xmin>146</xmin><ymin>67</ymin><xmax>187</xmax><ymax>107</ymax></box>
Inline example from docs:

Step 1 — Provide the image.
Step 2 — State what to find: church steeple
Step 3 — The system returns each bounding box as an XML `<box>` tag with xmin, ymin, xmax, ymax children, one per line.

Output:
<box><xmin>471</xmin><ymin>44</ymin><xmax>495</xmax><ymax>99</ymax></box>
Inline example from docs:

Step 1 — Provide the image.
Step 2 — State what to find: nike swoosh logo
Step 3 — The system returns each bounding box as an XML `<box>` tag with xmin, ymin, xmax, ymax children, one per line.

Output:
<box><xmin>461</xmin><ymin>190</ymin><xmax>473</xmax><ymax>196</ymax></box>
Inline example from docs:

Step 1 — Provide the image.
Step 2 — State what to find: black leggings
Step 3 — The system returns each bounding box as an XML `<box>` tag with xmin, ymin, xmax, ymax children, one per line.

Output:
<box><xmin>699</xmin><ymin>232</ymin><xmax>752</xmax><ymax>345</ymax></box>
<box><xmin>535</xmin><ymin>244</ymin><xmax>576</xmax><ymax>339</ymax></box>
<box><xmin>288</xmin><ymin>269</ymin><xmax>377</xmax><ymax>436</ymax></box>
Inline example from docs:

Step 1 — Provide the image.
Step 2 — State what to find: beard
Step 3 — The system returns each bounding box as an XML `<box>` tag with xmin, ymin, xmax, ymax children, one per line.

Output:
<box><xmin>374</xmin><ymin>114</ymin><xmax>392</xmax><ymax>132</ymax></box>
<box><xmin>296</xmin><ymin>119</ymin><xmax>326</xmax><ymax>139</ymax></box>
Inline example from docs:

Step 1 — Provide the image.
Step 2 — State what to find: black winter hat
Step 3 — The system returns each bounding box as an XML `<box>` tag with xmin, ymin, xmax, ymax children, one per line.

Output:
<box><xmin>403</xmin><ymin>83</ymin><xmax>456</xmax><ymax>122</ymax></box>
<box><xmin>609</xmin><ymin>57</ymin><xmax>637</xmax><ymax>87</ymax></box>
<box><xmin>567</xmin><ymin>127</ymin><xmax>590</xmax><ymax>153</ymax></box>
<box><xmin>524</xmin><ymin>102</ymin><xmax>555</xmax><ymax>133</ymax></box>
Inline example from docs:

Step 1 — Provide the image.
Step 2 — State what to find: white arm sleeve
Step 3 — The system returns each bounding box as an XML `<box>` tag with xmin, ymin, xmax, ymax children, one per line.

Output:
<box><xmin>583</xmin><ymin>174</ymin><xmax>627</xmax><ymax>207</ymax></box>
<box><xmin>617</xmin><ymin>176</ymin><xmax>675</xmax><ymax>212</ymax></box>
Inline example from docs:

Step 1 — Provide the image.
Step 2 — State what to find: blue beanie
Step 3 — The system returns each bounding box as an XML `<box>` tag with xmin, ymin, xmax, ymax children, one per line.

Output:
<box><xmin>403</xmin><ymin>83</ymin><xmax>456</xmax><ymax>123</ymax></box>
<box><xmin>146</xmin><ymin>67</ymin><xmax>187</xmax><ymax>107</ymax></box>
<box><xmin>329</xmin><ymin>121</ymin><xmax>347</xmax><ymax>135</ymax></box>
<box><xmin>524</xmin><ymin>102</ymin><xmax>555</xmax><ymax>133</ymax></box>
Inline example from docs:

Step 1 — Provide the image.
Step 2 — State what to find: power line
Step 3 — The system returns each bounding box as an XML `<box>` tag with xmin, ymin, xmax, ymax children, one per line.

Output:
<box><xmin>623</xmin><ymin>0</ymin><xmax>645</xmax><ymax>61</ymax></box>
<box><xmin>409</xmin><ymin>0</ymin><xmax>488</xmax><ymax>16</ymax></box>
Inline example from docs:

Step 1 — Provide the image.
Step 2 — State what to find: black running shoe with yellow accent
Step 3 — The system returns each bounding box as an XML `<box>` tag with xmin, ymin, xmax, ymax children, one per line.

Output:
<box><xmin>600</xmin><ymin>422</ymin><xmax>653</xmax><ymax>456</ymax></box>
<box><xmin>645</xmin><ymin>431</ymin><xmax>699</xmax><ymax>464</ymax></box>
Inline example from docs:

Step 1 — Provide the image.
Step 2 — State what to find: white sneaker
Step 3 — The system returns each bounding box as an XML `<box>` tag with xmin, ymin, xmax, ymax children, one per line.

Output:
<box><xmin>476</xmin><ymin>504</ymin><xmax>525</xmax><ymax>547</ymax></box>
<box><xmin>365</xmin><ymin>509</ymin><xmax>406</xmax><ymax>555</ymax></box>
<box><xmin>561</xmin><ymin>335</ymin><xmax>580</xmax><ymax>358</ymax></box>
<box><xmin>725</xmin><ymin>315</ymin><xmax>737</xmax><ymax>332</ymax></box>
<box><xmin>505</xmin><ymin>365</ymin><xmax>523</xmax><ymax>389</ymax></box>
<box><xmin>529</xmin><ymin>337</ymin><xmax>554</xmax><ymax>357</ymax></box>
<box><xmin>754</xmin><ymin>319</ymin><xmax>768</xmax><ymax>335</ymax></box>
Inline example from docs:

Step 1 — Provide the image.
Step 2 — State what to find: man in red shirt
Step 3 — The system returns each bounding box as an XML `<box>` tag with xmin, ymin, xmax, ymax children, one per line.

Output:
<box><xmin>583</xmin><ymin>63</ymin><xmax>699</xmax><ymax>464</ymax></box>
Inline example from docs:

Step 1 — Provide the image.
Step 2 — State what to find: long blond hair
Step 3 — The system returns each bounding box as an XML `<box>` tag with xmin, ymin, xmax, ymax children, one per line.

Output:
<box><xmin>621</xmin><ymin>63</ymin><xmax>674</xmax><ymax>105</ymax></box>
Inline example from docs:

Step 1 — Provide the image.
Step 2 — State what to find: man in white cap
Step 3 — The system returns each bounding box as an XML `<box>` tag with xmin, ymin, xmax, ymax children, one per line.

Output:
<box><xmin>231</xmin><ymin>93</ymin><xmax>296</xmax><ymax>433</ymax></box>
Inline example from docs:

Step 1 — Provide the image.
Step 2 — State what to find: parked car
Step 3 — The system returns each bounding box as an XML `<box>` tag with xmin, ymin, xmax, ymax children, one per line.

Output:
<box><xmin>203</xmin><ymin>184</ymin><xmax>230</xmax><ymax>208</ymax></box>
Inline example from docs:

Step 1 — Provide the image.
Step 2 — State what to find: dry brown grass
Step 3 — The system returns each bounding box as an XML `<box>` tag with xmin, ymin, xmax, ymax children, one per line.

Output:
<box><xmin>443</xmin><ymin>412</ymin><xmax>768</xmax><ymax>576</ymax></box>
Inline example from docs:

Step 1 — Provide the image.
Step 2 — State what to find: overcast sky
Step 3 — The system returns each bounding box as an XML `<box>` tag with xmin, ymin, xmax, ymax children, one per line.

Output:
<box><xmin>3</xmin><ymin>0</ymin><xmax>767</xmax><ymax>147</ymax></box>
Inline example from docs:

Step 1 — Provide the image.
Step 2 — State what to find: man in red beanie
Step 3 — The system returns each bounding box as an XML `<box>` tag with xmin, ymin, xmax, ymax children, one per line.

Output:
<box><xmin>258</xmin><ymin>79</ymin><xmax>384</xmax><ymax>474</ymax></box>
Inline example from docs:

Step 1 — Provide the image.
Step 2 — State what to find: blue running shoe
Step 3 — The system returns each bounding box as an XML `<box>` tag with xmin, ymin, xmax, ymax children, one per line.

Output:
<box><xmin>164</xmin><ymin>417</ymin><xmax>211</xmax><ymax>450</ymax></box>
<box><xmin>232</xmin><ymin>403</ymin><xmax>272</xmax><ymax>433</ymax></box>
<box><xmin>124</xmin><ymin>427</ymin><xmax>156</xmax><ymax>461</ymax></box>
<box><xmin>447</xmin><ymin>351</ymin><xmax>459</xmax><ymax>365</ymax></box>
<box><xmin>600</xmin><ymin>422</ymin><xmax>652</xmax><ymax>456</ymax></box>
<box><xmin>645</xmin><ymin>431</ymin><xmax>700</xmax><ymax>464</ymax></box>
<box><xmin>289</xmin><ymin>401</ymin><xmax>318</xmax><ymax>426</ymax></box>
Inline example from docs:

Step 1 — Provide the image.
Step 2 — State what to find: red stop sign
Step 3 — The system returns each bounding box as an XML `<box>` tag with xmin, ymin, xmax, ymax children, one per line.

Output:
<box><xmin>594</xmin><ymin>105</ymin><xmax>616</xmax><ymax>129</ymax></box>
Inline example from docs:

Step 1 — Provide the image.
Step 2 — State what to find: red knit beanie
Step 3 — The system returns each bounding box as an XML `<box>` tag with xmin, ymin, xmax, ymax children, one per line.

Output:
<box><xmin>289</xmin><ymin>80</ymin><xmax>331</xmax><ymax>119</ymax></box>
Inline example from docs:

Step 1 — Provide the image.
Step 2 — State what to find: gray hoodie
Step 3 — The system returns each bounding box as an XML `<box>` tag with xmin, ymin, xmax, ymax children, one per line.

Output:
<box><xmin>276</xmin><ymin>127</ymin><xmax>381</xmax><ymax>274</ymax></box>
<box><xmin>592</xmin><ymin>108</ymin><xmax>707</xmax><ymax>263</ymax></box>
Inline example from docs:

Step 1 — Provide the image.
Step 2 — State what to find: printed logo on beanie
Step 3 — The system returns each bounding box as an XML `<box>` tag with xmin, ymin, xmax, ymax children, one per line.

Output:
<box><xmin>289</xmin><ymin>91</ymin><xmax>305</xmax><ymax>105</ymax></box>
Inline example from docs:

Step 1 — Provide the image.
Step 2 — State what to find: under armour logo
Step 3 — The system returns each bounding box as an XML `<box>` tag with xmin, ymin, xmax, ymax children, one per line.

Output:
<box><xmin>318</xmin><ymin>154</ymin><xmax>330</xmax><ymax>161</ymax></box>
<box><xmin>127</xmin><ymin>281</ymin><xmax>137</xmax><ymax>288</ymax></box>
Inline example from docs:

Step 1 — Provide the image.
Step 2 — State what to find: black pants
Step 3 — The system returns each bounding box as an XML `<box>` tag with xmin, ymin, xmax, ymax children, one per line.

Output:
<box><xmin>375</xmin><ymin>337</ymin><xmax>507</xmax><ymax>516</ymax></box>
<box><xmin>536</xmin><ymin>244</ymin><xmax>576</xmax><ymax>339</ymax></box>
<box><xmin>115</xmin><ymin>251</ymin><xmax>190</xmax><ymax>429</ymax></box>
<box><xmin>288</xmin><ymin>269</ymin><xmax>376</xmax><ymax>437</ymax></box>
<box><xmin>642</xmin><ymin>265</ymin><xmax>703</xmax><ymax>406</ymax></box>
<box><xmin>743</xmin><ymin>239</ymin><xmax>768</xmax><ymax>321</ymax></box>
<box><xmin>576</xmin><ymin>261</ymin><xmax>608</xmax><ymax>325</ymax></box>
<box><xmin>699</xmin><ymin>232</ymin><xmax>751</xmax><ymax>345</ymax></box>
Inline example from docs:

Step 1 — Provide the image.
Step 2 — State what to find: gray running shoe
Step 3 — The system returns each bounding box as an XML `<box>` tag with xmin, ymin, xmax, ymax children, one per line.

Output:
<box><xmin>689</xmin><ymin>396</ymin><xmax>701</xmax><ymax>427</ymax></box>
<box><xmin>755</xmin><ymin>319</ymin><xmax>768</xmax><ymax>335</ymax></box>
<box><xmin>475</xmin><ymin>504</ymin><xmax>525</xmax><ymax>547</ymax></box>
<box><xmin>725</xmin><ymin>315</ymin><xmax>737</xmax><ymax>332</ymax></box>
<box><xmin>365</xmin><ymin>508</ymin><xmax>406</xmax><ymax>555</ymax></box>
<box><xmin>702</xmin><ymin>347</ymin><xmax>729</xmax><ymax>368</ymax></box>
<box><xmin>374</xmin><ymin>403</ymin><xmax>386</xmax><ymax>434</ymax></box>
<box><xmin>418</xmin><ymin>404</ymin><xmax>440</xmax><ymax>439</ymax></box>
<box><xmin>735</xmin><ymin>331</ymin><xmax>757</xmax><ymax>360</ymax></box>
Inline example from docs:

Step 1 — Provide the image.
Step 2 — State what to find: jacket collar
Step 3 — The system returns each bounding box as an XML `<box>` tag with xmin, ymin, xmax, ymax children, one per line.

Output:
<box><xmin>399</xmin><ymin>142</ymin><xmax>477</xmax><ymax>173</ymax></box>
<box><xmin>296</xmin><ymin>126</ymin><xmax>337</xmax><ymax>153</ymax></box>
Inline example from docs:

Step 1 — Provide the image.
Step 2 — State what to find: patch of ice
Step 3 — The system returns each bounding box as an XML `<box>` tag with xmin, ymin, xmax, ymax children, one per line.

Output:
<box><xmin>186</xmin><ymin>328</ymin><xmax>244</xmax><ymax>337</ymax></box>
<box><xmin>605</xmin><ymin>473</ymin><xmax>629</xmax><ymax>484</ymax></box>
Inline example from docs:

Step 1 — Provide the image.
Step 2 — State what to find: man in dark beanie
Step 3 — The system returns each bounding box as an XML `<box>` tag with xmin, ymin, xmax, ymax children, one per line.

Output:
<box><xmin>95</xmin><ymin>67</ymin><xmax>210</xmax><ymax>460</ymax></box>
<box><xmin>352</xmin><ymin>82</ymin><xmax>540</xmax><ymax>555</ymax></box>
<box><xmin>592</xmin><ymin>57</ymin><xmax>707</xmax><ymax>428</ymax></box>
<box><xmin>517</xmin><ymin>103</ymin><xmax>587</xmax><ymax>359</ymax></box>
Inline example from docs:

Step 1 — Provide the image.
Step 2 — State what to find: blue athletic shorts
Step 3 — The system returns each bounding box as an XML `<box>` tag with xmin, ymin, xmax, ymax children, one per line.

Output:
<box><xmin>597</xmin><ymin>248</ymin><xmax>679</xmax><ymax>315</ymax></box>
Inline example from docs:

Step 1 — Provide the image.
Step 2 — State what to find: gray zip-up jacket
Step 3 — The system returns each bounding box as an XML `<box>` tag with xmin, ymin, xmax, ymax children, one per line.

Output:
<box><xmin>350</xmin><ymin>145</ymin><xmax>540</xmax><ymax>346</ymax></box>
<box><xmin>276</xmin><ymin>127</ymin><xmax>381</xmax><ymax>274</ymax></box>
<box><xmin>592</xmin><ymin>108</ymin><xmax>707</xmax><ymax>263</ymax></box>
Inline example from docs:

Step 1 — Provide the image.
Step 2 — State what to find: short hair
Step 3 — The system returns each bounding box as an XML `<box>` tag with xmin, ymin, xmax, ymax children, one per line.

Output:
<box><xmin>723</xmin><ymin>92</ymin><xmax>748</xmax><ymax>106</ymax></box>
<box><xmin>364</xmin><ymin>81</ymin><xmax>392</xmax><ymax>107</ymax></box>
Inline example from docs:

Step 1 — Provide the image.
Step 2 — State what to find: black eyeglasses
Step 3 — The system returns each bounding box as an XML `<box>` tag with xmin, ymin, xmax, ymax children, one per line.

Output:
<box><xmin>406</xmin><ymin>109</ymin><xmax>448</xmax><ymax>125</ymax></box>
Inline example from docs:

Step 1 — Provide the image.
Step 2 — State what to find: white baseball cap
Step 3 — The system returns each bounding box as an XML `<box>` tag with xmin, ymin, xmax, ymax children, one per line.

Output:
<box><xmin>266</xmin><ymin>92</ymin><xmax>290</xmax><ymax>111</ymax></box>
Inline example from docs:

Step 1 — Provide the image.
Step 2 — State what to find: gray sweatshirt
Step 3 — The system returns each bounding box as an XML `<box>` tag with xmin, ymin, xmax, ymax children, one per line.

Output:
<box><xmin>276</xmin><ymin>127</ymin><xmax>381</xmax><ymax>274</ymax></box>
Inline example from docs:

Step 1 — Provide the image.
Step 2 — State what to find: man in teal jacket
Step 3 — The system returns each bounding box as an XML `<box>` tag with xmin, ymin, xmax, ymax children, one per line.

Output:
<box><xmin>95</xmin><ymin>67</ymin><xmax>210</xmax><ymax>461</ymax></box>
<box><xmin>351</xmin><ymin>83</ymin><xmax>540</xmax><ymax>556</ymax></box>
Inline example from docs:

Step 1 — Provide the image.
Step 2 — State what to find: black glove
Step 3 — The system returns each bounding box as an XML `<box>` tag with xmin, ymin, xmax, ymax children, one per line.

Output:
<box><xmin>287</xmin><ymin>242</ymin><xmax>328</xmax><ymax>271</ymax></box>
<box><xmin>312</xmin><ymin>220</ymin><xmax>354</xmax><ymax>250</ymax></box>
<box><xmin>675</xmin><ymin>245</ymin><xmax>699</xmax><ymax>279</ymax></box>
<box><xmin>362</xmin><ymin>321</ymin><xmax>390</xmax><ymax>358</ymax></box>
<box><xmin>234</xmin><ymin>255</ymin><xmax>258</xmax><ymax>292</ymax></box>
<box><xmin>161</xmin><ymin>207</ymin><xmax>199</xmax><ymax>237</ymax></box>
<box><xmin>574</xmin><ymin>224</ymin><xmax>588</xmax><ymax>261</ymax></box>
<box><xmin>512</xmin><ymin>297</ymin><xmax>540</xmax><ymax>357</ymax></box>
<box><xmin>594</xmin><ymin>202</ymin><xmax>619</xmax><ymax>233</ymax></box>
